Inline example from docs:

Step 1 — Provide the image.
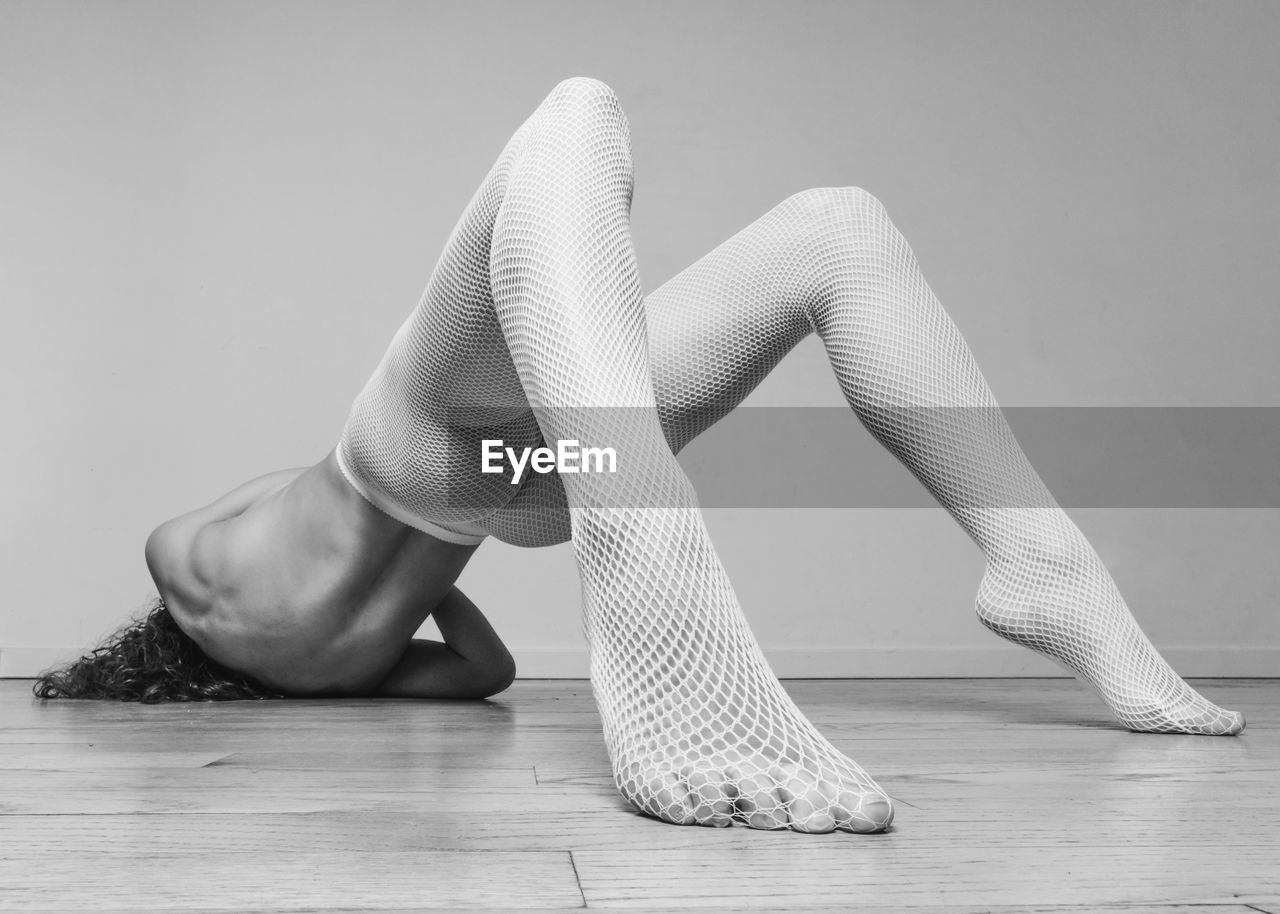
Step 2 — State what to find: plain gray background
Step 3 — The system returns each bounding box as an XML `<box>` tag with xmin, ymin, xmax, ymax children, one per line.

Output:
<box><xmin>3</xmin><ymin>0</ymin><xmax>1277</xmax><ymax>677</ymax></box>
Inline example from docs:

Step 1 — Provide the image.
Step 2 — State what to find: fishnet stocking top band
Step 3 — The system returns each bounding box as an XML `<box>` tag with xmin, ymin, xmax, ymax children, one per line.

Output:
<box><xmin>333</xmin><ymin>440</ymin><xmax>489</xmax><ymax>546</ymax></box>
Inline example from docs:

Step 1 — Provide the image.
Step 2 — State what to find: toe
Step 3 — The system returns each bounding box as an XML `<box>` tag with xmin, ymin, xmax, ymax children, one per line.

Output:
<box><xmin>683</xmin><ymin>766</ymin><xmax>735</xmax><ymax>827</ymax></box>
<box><xmin>773</xmin><ymin>764</ymin><xmax>836</xmax><ymax>834</ymax></box>
<box><xmin>649</xmin><ymin>770</ymin><xmax>696</xmax><ymax>825</ymax></box>
<box><xmin>833</xmin><ymin>789</ymin><xmax>894</xmax><ymax>833</ymax></box>
<box><xmin>847</xmin><ymin>794</ymin><xmax>895</xmax><ymax>833</ymax></box>
<box><xmin>730</xmin><ymin>766</ymin><xmax>788</xmax><ymax>830</ymax></box>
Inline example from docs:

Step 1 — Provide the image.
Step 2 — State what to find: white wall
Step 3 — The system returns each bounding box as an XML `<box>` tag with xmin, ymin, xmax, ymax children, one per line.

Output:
<box><xmin>3</xmin><ymin>0</ymin><xmax>1278</xmax><ymax>678</ymax></box>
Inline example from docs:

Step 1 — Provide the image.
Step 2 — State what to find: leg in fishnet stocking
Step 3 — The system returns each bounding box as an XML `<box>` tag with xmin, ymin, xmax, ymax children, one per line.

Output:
<box><xmin>486</xmin><ymin>81</ymin><xmax>894</xmax><ymax>832</ymax></box>
<box><xmin>640</xmin><ymin>187</ymin><xmax>1244</xmax><ymax>738</ymax></box>
<box><xmin>342</xmin><ymin>79</ymin><xmax>894</xmax><ymax>832</ymax></box>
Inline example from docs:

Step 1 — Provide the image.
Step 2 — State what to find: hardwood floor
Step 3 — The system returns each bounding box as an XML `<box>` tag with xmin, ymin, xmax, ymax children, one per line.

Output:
<box><xmin>1</xmin><ymin>677</ymin><xmax>1275</xmax><ymax>912</ymax></box>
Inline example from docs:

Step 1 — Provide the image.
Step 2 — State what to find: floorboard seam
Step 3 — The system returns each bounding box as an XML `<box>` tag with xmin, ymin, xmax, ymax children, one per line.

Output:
<box><xmin>568</xmin><ymin>849</ymin><xmax>587</xmax><ymax>908</ymax></box>
<box><xmin>889</xmin><ymin>793</ymin><xmax>922</xmax><ymax>810</ymax></box>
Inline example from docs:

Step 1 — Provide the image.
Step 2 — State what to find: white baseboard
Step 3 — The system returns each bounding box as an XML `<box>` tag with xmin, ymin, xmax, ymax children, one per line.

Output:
<box><xmin>6</xmin><ymin>644</ymin><xmax>1274</xmax><ymax>680</ymax></box>
<box><xmin>509</xmin><ymin>646</ymin><xmax>1280</xmax><ymax>679</ymax></box>
<box><xmin>0</xmin><ymin>647</ymin><xmax>85</xmax><ymax>679</ymax></box>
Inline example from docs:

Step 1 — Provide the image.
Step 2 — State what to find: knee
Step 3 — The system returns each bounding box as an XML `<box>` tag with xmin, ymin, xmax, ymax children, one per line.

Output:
<box><xmin>531</xmin><ymin>77</ymin><xmax>633</xmax><ymax>171</ymax></box>
<box><xmin>785</xmin><ymin>186</ymin><xmax>888</xmax><ymax>231</ymax></box>
<box><xmin>780</xmin><ymin>188</ymin><xmax>904</xmax><ymax>325</ymax></box>
<box><xmin>542</xmin><ymin>77</ymin><xmax>629</xmax><ymax>132</ymax></box>
<box><xmin>549</xmin><ymin>76</ymin><xmax>620</xmax><ymax>106</ymax></box>
<box><xmin>479</xmin><ymin>654</ymin><xmax>518</xmax><ymax>699</ymax></box>
<box><xmin>780</xmin><ymin>186</ymin><xmax>899</xmax><ymax>282</ymax></box>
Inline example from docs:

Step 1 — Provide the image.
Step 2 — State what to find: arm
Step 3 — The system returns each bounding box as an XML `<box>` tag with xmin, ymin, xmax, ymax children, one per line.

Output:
<box><xmin>372</xmin><ymin>587</ymin><xmax>516</xmax><ymax>700</ymax></box>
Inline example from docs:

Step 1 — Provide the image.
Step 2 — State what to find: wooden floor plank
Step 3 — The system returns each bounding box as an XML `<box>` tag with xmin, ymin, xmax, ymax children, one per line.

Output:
<box><xmin>0</xmin><ymin>744</ymin><xmax>230</xmax><ymax>769</ymax></box>
<box><xmin>0</xmin><ymin>850</ymin><xmax>583</xmax><ymax>910</ymax></box>
<box><xmin>2</xmin><ymin>901</ymin><xmax>1259</xmax><ymax>906</ymax></box>
<box><xmin>2</xmin><ymin>805</ymin><xmax>1275</xmax><ymax>855</ymax></box>
<box><xmin>232</xmin><ymin>907</ymin><xmax>1280</xmax><ymax>914</ymax></box>
<box><xmin>571</xmin><ymin>843</ymin><xmax>1280</xmax><ymax>908</ymax></box>
<box><xmin>0</xmin><ymin>769</ymin><xmax>571</xmax><ymax>816</ymax></box>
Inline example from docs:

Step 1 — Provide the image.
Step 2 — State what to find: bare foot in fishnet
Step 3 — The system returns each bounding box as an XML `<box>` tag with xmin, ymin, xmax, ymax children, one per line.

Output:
<box><xmin>623</xmin><ymin>750</ymin><xmax>893</xmax><ymax>833</ymax></box>
<box><xmin>976</xmin><ymin>529</ymin><xmax>1245</xmax><ymax>735</ymax></box>
<box><xmin>609</xmin><ymin>666</ymin><xmax>894</xmax><ymax>832</ymax></box>
<box><xmin>626</xmin><ymin>760</ymin><xmax>892</xmax><ymax>833</ymax></box>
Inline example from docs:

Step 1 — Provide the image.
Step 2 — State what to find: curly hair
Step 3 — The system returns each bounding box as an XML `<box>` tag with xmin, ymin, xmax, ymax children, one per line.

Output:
<box><xmin>32</xmin><ymin>597</ymin><xmax>283</xmax><ymax>703</ymax></box>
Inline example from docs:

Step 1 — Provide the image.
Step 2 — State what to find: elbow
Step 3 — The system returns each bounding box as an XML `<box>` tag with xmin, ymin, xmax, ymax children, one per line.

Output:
<box><xmin>476</xmin><ymin>654</ymin><xmax>517</xmax><ymax>699</ymax></box>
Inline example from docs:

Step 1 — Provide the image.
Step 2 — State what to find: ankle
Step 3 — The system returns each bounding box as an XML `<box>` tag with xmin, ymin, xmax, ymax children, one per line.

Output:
<box><xmin>987</xmin><ymin>523</ymin><xmax>1100</xmax><ymax>580</ymax></box>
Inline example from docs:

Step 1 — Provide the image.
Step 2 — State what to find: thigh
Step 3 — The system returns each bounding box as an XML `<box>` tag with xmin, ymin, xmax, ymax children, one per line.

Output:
<box><xmin>389</xmin><ymin>167</ymin><xmax>529</xmax><ymax>427</ymax></box>
<box><xmin>341</xmin><ymin>124</ymin><xmax>547</xmax><ymax>529</ymax></box>
<box><xmin>645</xmin><ymin>197</ymin><xmax>819</xmax><ymax>453</ymax></box>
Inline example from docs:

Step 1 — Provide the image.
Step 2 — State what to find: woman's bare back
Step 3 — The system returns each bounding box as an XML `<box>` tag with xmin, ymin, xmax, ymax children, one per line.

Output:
<box><xmin>144</xmin><ymin>451</ymin><xmax>479</xmax><ymax>695</ymax></box>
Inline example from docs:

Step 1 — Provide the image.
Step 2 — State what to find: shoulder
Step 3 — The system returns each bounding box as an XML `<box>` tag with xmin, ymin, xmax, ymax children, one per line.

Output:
<box><xmin>143</xmin><ymin>467</ymin><xmax>309</xmax><ymax>618</ymax></box>
<box><xmin>144</xmin><ymin>515</ymin><xmax>218</xmax><ymax>625</ymax></box>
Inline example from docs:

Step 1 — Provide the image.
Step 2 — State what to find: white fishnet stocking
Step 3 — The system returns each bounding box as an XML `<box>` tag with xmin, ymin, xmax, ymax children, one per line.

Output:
<box><xmin>339</xmin><ymin>78</ymin><xmax>1243</xmax><ymax>834</ymax></box>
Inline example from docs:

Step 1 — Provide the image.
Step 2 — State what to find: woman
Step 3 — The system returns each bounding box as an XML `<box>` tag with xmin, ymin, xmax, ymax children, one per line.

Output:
<box><xmin>36</xmin><ymin>78</ymin><xmax>1244</xmax><ymax>836</ymax></box>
